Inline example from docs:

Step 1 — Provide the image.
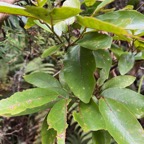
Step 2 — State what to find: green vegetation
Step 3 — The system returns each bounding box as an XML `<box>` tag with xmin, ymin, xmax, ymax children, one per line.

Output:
<box><xmin>0</xmin><ymin>0</ymin><xmax>144</xmax><ymax>143</ymax></box>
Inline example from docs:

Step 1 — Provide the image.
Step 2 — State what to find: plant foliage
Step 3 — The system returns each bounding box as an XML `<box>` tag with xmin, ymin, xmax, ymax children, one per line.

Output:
<box><xmin>0</xmin><ymin>0</ymin><xmax>144</xmax><ymax>143</ymax></box>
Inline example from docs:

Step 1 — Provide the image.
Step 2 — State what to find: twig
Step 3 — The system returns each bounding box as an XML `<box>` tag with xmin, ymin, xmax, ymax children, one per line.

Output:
<box><xmin>138</xmin><ymin>75</ymin><xmax>144</xmax><ymax>94</ymax></box>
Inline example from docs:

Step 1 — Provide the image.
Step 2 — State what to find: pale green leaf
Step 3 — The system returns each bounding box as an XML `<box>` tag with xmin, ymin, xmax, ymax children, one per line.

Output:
<box><xmin>118</xmin><ymin>53</ymin><xmax>135</xmax><ymax>75</ymax></box>
<box><xmin>37</xmin><ymin>0</ymin><xmax>47</xmax><ymax>7</ymax></box>
<box><xmin>34</xmin><ymin>20</ymin><xmax>52</xmax><ymax>32</ymax></box>
<box><xmin>64</xmin><ymin>46</ymin><xmax>96</xmax><ymax>103</ymax></box>
<box><xmin>99</xmin><ymin>98</ymin><xmax>144</xmax><ymax>144</ymax></box>
<box><xmin>73</xmin><ymin>99</ymin><xmax>105</xmax><ymax>132</ymax></box>
<box><xmin>84</xmin><ymin>0</ymin><xmax>96</xmax><ymax>6</ymax></box>
<box><xmin>41</xmin><ymin>117</ymin><xmax>56</xmax><ymax>144</ymax></box>
<box><xmin>0</xmin><ymin>3</ymin><xmax>81</xmax><ymax>25</ymax></box>
<box><xmin>25</xmin><ymin>6</ymin><xmax>81</xmax><ymax>25</ymax></box>
<box><xmin>102</xmin><ymin>75</ymin><xmax>136</xmax><ymax>90</ymax></box>
<box><xmin>97</xmin><ymin>10</ymin><xmax>144</xmax><ymax>30</ymax></box>
<box><xmin>0</xmin><ymin>88</ymin><xmax>60</xmax><ymax>116</ymax></box>
<box><xmin>41</xmin><ymin>45</ymin><xmax>62</xmax><ymax>58</ymax></box>
<box><xmin>63</xmin><ymin>0</ymin><xmax>80</xmax><ymax>9</ymax></box>
<box><xmin>92</xmin><ymin>130</ymin><xmax>111</xmax><ymax>144</ymax></box>
<box><xmin>0</xmin><ymin>2</ymin><xmax>34</xmax><ymax>17</ymax></box>
<box><xmin>101</xmin><ymin>88</ymin><xmax>144</xmax><ymax>118</ymax></box>
<box><xmin>77</xmin><ymin>32</ymin><xmax>112</xmax><ymax>50</ymax></box>
<box><xmin>24</xmin><ymin>72</ymin><xmax>62</xmax><ymax>88</ymax></box>
<box><xmin>94</xmin><ymin>0</ymin><xmax>114</xmax><ymax>14</ymax></box>
<box><xmin>76</xmin><ymin>15</ymin><xmax>130</xmax><ymax>36</ymax></box>
<box><xmin>54</xmin><ymin>21</ymin><xmax>68</xmax><ymax>36</ymax></box>
<box><xmin>24</xmin><ymin>72</ymin><xmax>68</xmax><ymax>98</ymax></box>
<box><xmin>111</xmin><ymin>44</ymin><xmax>124</xmax><ymax>57</ymax></box>
<box><xmin>93</xmin><ymin>49</ymin><xmax>112</xmax><ymax>86</ymax></box>
<box><xmin>24</xmin><ymin>18</ymin><xmax>36</xmax><ymax>29</ymax></box>
<box><xmin>47</xmin><ymin>99</ymin><xmax>70</xmax><ymax>144</ymax></box>
<box><xmin>134</xmin><ymin>40</ymin><xmax>144</xmax><ymax>50</ymax></box>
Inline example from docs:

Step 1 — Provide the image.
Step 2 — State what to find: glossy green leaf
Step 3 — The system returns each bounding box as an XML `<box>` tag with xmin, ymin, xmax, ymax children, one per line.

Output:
<box><xmin>135</xmin><ymin>51</ymin><xmax>144</xmax><ymax>60</ymax></box>
<box><xmin>84</xmin><ymin>0</ymin><xmax>96</xmax><ymax>6</ymax></box>
<box><xmin>41</xmin><ymin>45</ymin><xmax>62</xmax><ymax>58</ymax></box>
<box><xmin>94</xmin><ymin>0</ymin><xmax>114</xmax><ymax>13</ymax></box>
<box><xmin>63</xmin><ymin>0</ymin><xmax>80</xmax><ymax>9</ymax></box>
<box><xmin>118</xmin><ymin>53</ymin><xmax>135</xmax><ymax>75</ymax></box>
<box><xmin>76</xmin><ymin>15</ymin><xmax>130</xmax><ymax>36</ymax></box>
<box><xmin>24</xmin><ymin>18</ymin><xmax>36</xmax><ymax>29</ymax></box>
<box><xmin>64</xmin><ymin>46</ymin><xmax>96</xmax><ymax>103</ymax></box>
<box><xmin>24</xmin><ymin>72</ymin><xmax>68</xmax><ymax>98</ymax></box>
<box><xmin>0</xmin><ymin>3</ymin><xmax>81</xmax><ymax>25</ymax></box>
<box><xmin>54</xmin><ymin>21</ymin><xmax>68</xmax><ymax>36</ymax></box>
<box><xmin>0</xmin><ymin>88</ymin><xmax>60</xmax><ymax>116</ymax></box>
<box><xmin>0</xmin><ymin>2</ymin><xmax>34</xmax><ymax>17</ymax></box>
<box><xmin>25</xmin><ymin>6</ymin><xmax>81</xmax><ymax>25</ymax></box>
<box><xmin>37</xmin><ymin>0</ymin><xmax>47</xmax><ymax>7</ymax></box>
<box><xmin>77</xmin><ymin>32</ymin><xmax>112</xmax><ymax>50</ymax></box>
<box><xmin>34</xmin><ymin>20</ymin><xmax>52</xmax><ymax>32</ymax></box>
<box><xmin>24</xmin><ymin>72</ymin><xmax>62</xmax><ymax>88</ymax></box>
<box><xmin>47</xmin><ymin>99</ymin><xmax>70</xmax><ymax>144</ymax></box>
<box><xmin>134</xmin><ymin>40</ymin><xmax>144</xmax><ymax>50</ymax></box>
<box><xmin>41</xmin><ymin>116</ymin><xmax>56</xmax><ymax>144</ymax></box>
<box><xmin>97</xmin><ymin>10</ymin><xmax>144</xmax><ymax>30</ymax></box>
<box><xmin>102</xmin><ymin>75</ymin><xmax>136</xmax><ymax>90</ymax></box>
<box><xmin>73</xmin><ymin>99</ymin><xmax>105</xmax><ymax>132</ymax></box>
<box><xmin>93</xmin><ymin>49</ymin><xmax>112</xmax><ymax>86</ymax></box>
<box><xmin>92</xmin><ymin>130</ymin><xmax>111</xmax><ymax>144</ymax></box>
<box><xmin>111</xmin><ymin>44</ymin><xmax>124</xmax><ymax>57</ymax></box>
<box><xmin>99</xmin><ymin>98</ymin><xmax>144</xmax><ymax>144</ymax></box>
<box><xmin>101</xmin><ymin>88</ymin><xmax>144</xmax><ymax>118</ymax></box>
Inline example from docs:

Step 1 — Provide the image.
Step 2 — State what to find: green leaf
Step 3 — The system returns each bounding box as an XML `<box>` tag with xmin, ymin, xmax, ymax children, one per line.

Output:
<box><xmin>99</xmin><ymin>98</ymin><xmax>144</xmax><ymax>144</ymax></box>
<box><xmin>73</xmin><ymin>99</ymin><xmax>105</xmax><ymax>132</ymax></box>
<box><xmin>24</xmin><ymin>18</ymin><xmax>36</xmax><ymax>29</ymax></box>
<box><xmin>0</xmin><ymin>2</ymin><xmax>34</xmax><ymax>17</ymax></box>
<box><xmin>77</xmin><ymin>32</ymin><xmax>112</xmax><ymax>50</ymax></box>
<box><xmin>97</xmin><ymin>10</ymin><xmax>144</xmax><ymax>30</ymax></box>
<box><xmin>101</xmin><ymin>88</ymin><xmax>144</xmax><ymax>118</ymax></box>
<box><xmin>59</xmin><ymin>70</ymin><xmax>71</xmax><ymax>92</ymax></box>
<box><xmin>24</xmin><ymin>72</ymin><xmax>62</xmax><ymax>88</ymax></box>
<box><xmin>111</xmin><ymin>44</ymin><xmax>124</xmax><ymax>57</ymax></box>
<box><xmin>102</xmin><ymin>75</ymin><xmax>136</xmax><ymax>90</ymax></box>
<box><xmin>93</xmin><ymin>49</ymin><xmax>112</xmax><ymax>86</ymax></box>
<box><xmin>47</xmin><ymin>99</ymin><xmax>70</xmax><ymax>144</ymax></box>
<box><xmin>37</xmin><ymin>0</ymin><xmax>47</xmax><ymax>7</ymax></box>
<box><xmin>118</xmin><ymin>53</ymin><xmax>135</xmax><ymax>75</ymax></box>
<box><xmin>94</xmin><ymin>0</ymin><xmax>114</xmax><ymax>13</ymax></box>
<box><xmin>34</xmin><ymin>20</ymin><xmax>52</xmax><ymax>32</ymax></box>
<box><xmin>64</xmin><ymin>46</ymin><xmax>96</xmax><ymax>103</ymax></box>
<box><xmin>134</xmin><ymin>40</ymin><xmax>144</xmax><ymax>50</ymax></box>
<box><xmin>54</xmin><ymin>21</ymin><xmax>68</xmax><ymax>36</ymax></box>
<box><xmin>25</xmin><ymin>6</ymin><xmax>81</xmax><ymax>25</ymax></box>
<box><xmin>41</xmin><ymin>45</ymin><xmax>62</xmax><ymax>58</ymax></box>
<box><xmin>63</xmin><ymin>0</ymin><xmax>80</xmax><ymax>9</ymax></box>
<box><xmin>24</xmin><ymin>72</ymin><xmax>69</xmax><ymax>98</ymax></box>
<box><xmin>92</xmin><ymin>130</ymin><xmax>111</xmax><ymax>144</ymax></box>
<box><xmin>0</xmin><ymin>3</ymin><xmax>81</xmax><ymax>25</ymax></box>
<box><xmin>76</xmin><ymin>15</ymin><xmax>130</xmax><ymax>36</ymax></box>
<box><xmin>84</xmin><ymin>0</ymin><xmax>96</xmax><ymax>6</ymax></box>
<box><xmin>41</xmin><ymin>116</ymin><xmax>56</xmax><ymax>144</ymax></box>
<box><xmin>0</xmin><ymin>88</ymin><xmax>60</xmax><ymax>116</ymax></box>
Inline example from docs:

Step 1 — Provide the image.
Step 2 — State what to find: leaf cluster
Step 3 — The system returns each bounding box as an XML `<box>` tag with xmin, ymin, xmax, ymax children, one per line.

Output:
<box><xmin>0</xmin><ymin>0</ymin><xmax>144</xmax><ymax>144</ymax></box>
